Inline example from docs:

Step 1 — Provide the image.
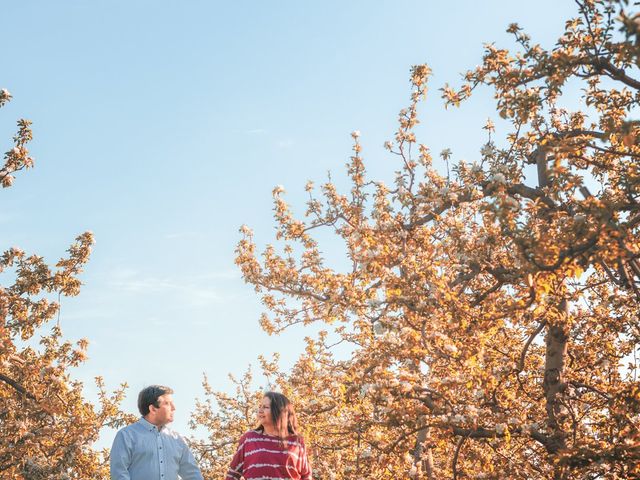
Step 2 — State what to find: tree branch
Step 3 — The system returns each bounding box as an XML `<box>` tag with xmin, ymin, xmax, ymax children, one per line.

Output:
<box><xmin>517</xmin><ymin>320</ymin><xmax>547</xmax><ymax>373</ymax></box>
<box><xmin>0</xmin><ymin>373</ymin><xmax>36</xmax><ymax>400</ymax></box>
<box><xmin>452</xmin><ymin>435</ymin><xmax>467</xmax><ymax>480</ymax></box>
<box><xmin>591</xmin><ymin>56</ymin><xmax>640</xmax><ymax>90</ymax></box>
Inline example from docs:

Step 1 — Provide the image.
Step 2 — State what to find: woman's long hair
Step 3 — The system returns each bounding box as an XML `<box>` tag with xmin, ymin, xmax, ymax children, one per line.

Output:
<box><xmin>258</xmin><ymin>391</ymin><xmax>299</xmax><ymax>439</ymax></box>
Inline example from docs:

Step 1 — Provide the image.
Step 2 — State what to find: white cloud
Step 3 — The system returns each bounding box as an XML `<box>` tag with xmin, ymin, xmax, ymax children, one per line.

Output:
<box><xmin>106</xmin><ymin>267</ymin><xmax>237</xmax><ymax>307</ymax></box>
<box><xmin>195</xmin><ymin>270</ymin><xmax>239</xmax><ymax>280</ymax></box>
<box><xmin>276</xmin><ymin>138</ymin><xmax>294</xmax><ymax>149</ymax></box>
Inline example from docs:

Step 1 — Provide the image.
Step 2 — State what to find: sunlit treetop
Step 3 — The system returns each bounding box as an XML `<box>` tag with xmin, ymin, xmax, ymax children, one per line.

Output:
<box><xmin>225</xmin><ymin>1</ymin><xmax>640</xmax><ymax>478</ymax></box>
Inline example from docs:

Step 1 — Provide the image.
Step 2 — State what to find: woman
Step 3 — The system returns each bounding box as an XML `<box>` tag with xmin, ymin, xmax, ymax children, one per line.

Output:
<box><xmin>226</xmin><ymin>391</ymin><xmax>312</xmax><ymax>480</ymax></box>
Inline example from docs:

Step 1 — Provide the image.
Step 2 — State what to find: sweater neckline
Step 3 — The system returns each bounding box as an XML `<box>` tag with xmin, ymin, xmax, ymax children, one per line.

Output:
<box><xmin>255</xmin><ymin>429</ymin><xmax>295</xmax><ymax>439</ymax></box>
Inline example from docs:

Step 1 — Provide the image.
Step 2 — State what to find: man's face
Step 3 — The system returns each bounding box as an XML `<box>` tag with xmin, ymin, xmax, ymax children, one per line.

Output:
<box><xmin>149</xmin><ymin>393</ymin><xmax>175</xmax><ymax>427</ymax></box>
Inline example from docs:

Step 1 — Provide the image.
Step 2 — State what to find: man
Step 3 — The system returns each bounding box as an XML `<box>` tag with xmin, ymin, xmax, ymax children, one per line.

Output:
<box><xmin>110</xmin><ymin>385</ymin><xmax>203</xmax><ymax>480</ymax></box>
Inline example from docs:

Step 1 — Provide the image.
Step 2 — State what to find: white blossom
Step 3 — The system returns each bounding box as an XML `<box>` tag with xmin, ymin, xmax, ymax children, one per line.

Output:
<box><xmin>440</xmin><ymin>148</ymin><xmax>452</xmax><ymax>160</ymax></box>
<box><xmin>400</xmin><ymin>381</ymin><xmax>413</xmax><ymax>392</ymax></box>
<box><xmin>359</xmin><ymin>384</ymin><xmax>373</xmax><ymax>398</ymax></box>
<box><xmin>444</xmin><ymin>343</ymin><xmax>458</xmax><ymax>354</ymax></box>
<box><xmin>480</xmin><ymin>143</ymin><xmax>494</xmax><ymax>157</ymax></box>
<box><xmin>503</xmin><ymin>196</ymin><xmax>519</xmax><ymax>209</ymax></box>
<box><xmin>451</xmin><ymin>414</ymin><xmax>466</xmax><ymax>424</ymax></box>
<box><xmin>466</xmin><ymin>405</ymin><xmax>479</xmax><ymax>417</ymax></box>
<box><xmin>491</xmin><ymin>173</ymin><xmax>506</xmax><ymax>184</ymax></box>
<box><xmin>239</xmin><ymin>224</ymin><xmax>254</xmax><ymax>236</ymax></box>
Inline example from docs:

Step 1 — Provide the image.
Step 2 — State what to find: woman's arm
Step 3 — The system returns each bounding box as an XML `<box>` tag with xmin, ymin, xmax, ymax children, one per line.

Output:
<box><xmin>226</xmin><ymin>433</ymin><xmax>247</xmax><ymax>480</ymax></box>
<box><xmin>298</xmin><ymin>437</ymin><xmax>312</xmax><ymax>480</ymax></box>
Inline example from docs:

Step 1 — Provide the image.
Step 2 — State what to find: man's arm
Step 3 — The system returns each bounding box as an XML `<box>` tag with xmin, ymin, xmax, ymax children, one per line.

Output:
<box><xmin>110</xmin><ymin>430</ymin><xmax>132</xmax><ymax>480</ymax></box>
<box><xmin>178</xmin><ymin>440</ymin><xmax>204</xmax><ymax>480</ymax></box>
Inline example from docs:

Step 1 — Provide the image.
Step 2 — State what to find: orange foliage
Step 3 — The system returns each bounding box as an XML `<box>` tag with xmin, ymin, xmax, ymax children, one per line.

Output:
<box><xmin>197</xmin><ymin>2</ymin><xmax>640</xmax><ymax>478</ymax></box>
<box><xmin>0</xmin><ymin>89</ymin><xmax>133</xmax><ymax>479</ymax></box>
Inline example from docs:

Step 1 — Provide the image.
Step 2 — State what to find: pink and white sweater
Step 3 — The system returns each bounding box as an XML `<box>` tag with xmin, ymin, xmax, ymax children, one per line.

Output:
<box><xmin>226</xmin><ymin>430</ymin><xmax>312</xmax><ymax>480</ymax></box>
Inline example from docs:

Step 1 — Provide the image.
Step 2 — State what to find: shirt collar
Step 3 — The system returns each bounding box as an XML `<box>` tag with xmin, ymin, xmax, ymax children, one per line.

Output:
<box><xmin>138</xmin><ymin>417</ymin><xmax>164</xmax><ymax>432</ymax></box>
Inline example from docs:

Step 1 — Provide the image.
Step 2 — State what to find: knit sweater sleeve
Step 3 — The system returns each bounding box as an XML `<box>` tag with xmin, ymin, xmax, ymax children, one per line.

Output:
<box><xmin>226</xmin><ymin>432</ymin><xmax>249</xmax><ymax>480</ymax></box>
<box><xmin>298</xmin><ymin>436</ymin><xmax>312</xmax><ymax>480</ymax></box>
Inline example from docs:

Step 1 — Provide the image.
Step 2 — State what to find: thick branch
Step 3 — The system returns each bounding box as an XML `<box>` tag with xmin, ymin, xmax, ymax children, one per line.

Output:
<box><xmin>534</xmin><ymin>148</ymin><xmax>549</xmax><ymax>189</ymax></box>
<box><xmin>591</xmin><ymin>56</ymin><xmax>640</xmax><ymax>90</ymax></box>
<box><xmin>451</xmin><ymin>427</ymin><xmax>504</xmax><ymax>439</ymax></box>
<box><xmin>411</xmin><ymin>180</ymin><xmax>557</xmax><ymax>228</ymax></box>
<box><xmin>0</xmin><ymin>373</ymin><xmax>36</xmax><ymax>400</ymax></box>
<box><xmin>413</xmin><ymin>427</ymin><xmax>436</xmax><ymax>480</ymax></box>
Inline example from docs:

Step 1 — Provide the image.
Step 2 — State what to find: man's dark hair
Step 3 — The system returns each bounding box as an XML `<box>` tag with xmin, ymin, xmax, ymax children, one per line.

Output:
<box><xmin>138</xmin><ymin>385</ymin><xmax>174</xmax><ymax>416</ymax></box>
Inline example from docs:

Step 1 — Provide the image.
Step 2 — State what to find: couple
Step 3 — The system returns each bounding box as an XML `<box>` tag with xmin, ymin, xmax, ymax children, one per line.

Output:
<box><xmin>110</xmin><ymin>385</ymin><xmax>312</xmax><ymax>480</ymax></box>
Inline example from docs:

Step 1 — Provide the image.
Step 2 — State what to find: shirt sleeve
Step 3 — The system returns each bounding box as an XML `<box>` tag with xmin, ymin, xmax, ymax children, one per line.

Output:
<box><xmin>109</xmin><ymin>430</ymin><xmax>132</xmax><ymax>480</ymax></box>
<box><xmin>226</xmin><ymin>433</ymin><xmax>247</xmax><ymax>480</ymax></box>
<box><xmin>177</xmin><ymin>438</ymin><xmax>204</xmax><ymax>480</ymax></box>
<box><xmin>298</xmin><ymin>437</ymin><xmax>312</xmax><ymax>480</ymax></box>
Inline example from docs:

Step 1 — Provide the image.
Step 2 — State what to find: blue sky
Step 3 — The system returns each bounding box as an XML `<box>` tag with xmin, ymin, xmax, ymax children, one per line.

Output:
<box><xmin>2</xmin><ymin>1</ymin><xmax>578</xmax><ymax>447</ymax></box>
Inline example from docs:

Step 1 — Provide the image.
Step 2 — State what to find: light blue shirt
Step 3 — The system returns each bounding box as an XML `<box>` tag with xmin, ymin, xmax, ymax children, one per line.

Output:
<box><xmin>110</xmin><ymin>418</ymin><xmax>203</xmax><ymax>480</ymax></box>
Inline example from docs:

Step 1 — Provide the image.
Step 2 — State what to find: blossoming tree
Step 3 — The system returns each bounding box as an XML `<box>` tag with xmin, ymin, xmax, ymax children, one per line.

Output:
<box><xmin>197</xmin><ymin>1</ymin><xmax>640</xmax><ymax>478</ymax></box>
<box><xmin>0</xmin><ymin>88</ymin><xmax>132</xmax><ymax>479</ymax></box>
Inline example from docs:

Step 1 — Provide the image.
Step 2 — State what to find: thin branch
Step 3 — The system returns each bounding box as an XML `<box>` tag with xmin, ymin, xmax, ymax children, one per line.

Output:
<box><xmin>452</xmin><ymin>435</ymin><xmax>467</xmax><ymax>480</ymax></box>
<box><xmin>517</xmin><ymin>320</ymin><xmax>547</xmax><ymax>373</ymax></box>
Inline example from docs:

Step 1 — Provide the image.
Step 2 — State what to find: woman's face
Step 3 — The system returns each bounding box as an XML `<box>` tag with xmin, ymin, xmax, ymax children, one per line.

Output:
<box><xmin>258</xmin><ymin>396</ymin><xmax>274</xmax><ymax>428</ymax></box>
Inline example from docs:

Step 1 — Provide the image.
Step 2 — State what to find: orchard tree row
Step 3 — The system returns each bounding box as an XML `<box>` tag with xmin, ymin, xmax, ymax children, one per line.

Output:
<box><xmin>2</xmin><ymin>1</ymin><xmax>639</xmax><ymax>479</ymax></box>
<box><xmin>191</xmin><ymin>1</ymin><xmax>640</xmax><ymax>479</ymax></box>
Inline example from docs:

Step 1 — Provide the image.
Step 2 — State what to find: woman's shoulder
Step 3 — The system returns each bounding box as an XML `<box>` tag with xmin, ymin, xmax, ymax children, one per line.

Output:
<box><xmin>240</xmin><ymin>429</ymin><xmax>263</xmax><ymax>439</ymax></box>
<box><xmin>283</xmin><ymin>433</ymin><xmax>307</xmax><ymax>449</ymax></box>
<box><xmin>243</xmin><ymin>430</ymin><xmax>305</xmax><ymax>444</ymax></box>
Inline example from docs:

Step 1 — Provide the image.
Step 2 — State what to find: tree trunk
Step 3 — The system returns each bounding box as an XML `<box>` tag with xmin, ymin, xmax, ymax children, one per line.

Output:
<box><xmin>543</xmin><ymin>298</ymin><xmax>569</xmax><ymax>456</ymax></box>
<box><xmin>414</xmin><ymin>427</ymin><xmax>435</xmax><ymax>479</ymax></box>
